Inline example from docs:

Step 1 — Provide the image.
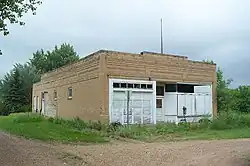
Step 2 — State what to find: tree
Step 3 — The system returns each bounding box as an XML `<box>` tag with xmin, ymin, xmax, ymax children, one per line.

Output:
<box><xmin>216</xmin><ymin>68</ymin><xmax>233</xmax><ymax>112</ymax></box>
<box><xmin>203</xmin><ymin>60</ymin><xmax>233</xmax><ymax>112</ymax></box>
<box><xmin>231</xmin><ymin>86</ymin><xmax>250</xmax><ymax>113</ymax></box>
<box><xmin>0</xmin><ymin>63</ymin><xmax>39</xmax><ymax>114</ymax></box>
<box><xmin>30</xmin><ymin>43</ymin><xmax>80</xmax><ymax>74</ymax></box>
<box><xmin>2</xmin><ymin>68</ymin><xmax>26</xmax><ymax>113</ymax></box>
<box><xmin>0</xmin><ymin>43</ymin><xmax>79</xmax><ymax>114</ymax></box>
<box><xmin>0</xmin><ymin>0</ymin><xmax>42</xmax><ymax>36</ymax></box>
<box><xmin>14</xmin><ymin>63</ymin><xmax>40</xmax><ymax>104</ymax></box>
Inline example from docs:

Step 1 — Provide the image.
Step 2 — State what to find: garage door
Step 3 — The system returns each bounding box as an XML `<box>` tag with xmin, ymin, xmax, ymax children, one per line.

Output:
<box><xmin>111</xmin><ymin>91</ymin><xmax>153</xmax><ymax>124</ymax></box>
<box><xmin>177</xmin><ymin>85</ymin><xmax>213</xmax><ymax>118</ymax></box>
<box><xmin>194</xmin><ymin>85</ymin><xmax>213</xmax><ymax>116</ymax></box>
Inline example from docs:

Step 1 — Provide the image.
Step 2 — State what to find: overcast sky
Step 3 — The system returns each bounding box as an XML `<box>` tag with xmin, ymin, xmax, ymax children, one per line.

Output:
<box><xmin>1</xmin><ymin>0</ymin><xmax>250</xmax><ymax>87</ymax></box>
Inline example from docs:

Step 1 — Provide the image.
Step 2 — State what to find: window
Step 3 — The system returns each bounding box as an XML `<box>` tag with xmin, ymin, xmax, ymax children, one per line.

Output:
<box><xmin>177</xmin><ymin>84</ymin><xmax>194</xmax><ymax>93</ymax></box>
<box><xmin>128</xmin><ymin>83</ymin><xmax>133</xmax><ymax>88</ymax></box>
<box><xmin>147</xmin><ymin>84</ymin><xmax>153</xmax><ymax>89</ymax></box>
<box><xmin>113</xmin><ymin>83</ymin><xmax>120</xmax><ymax>88</ymax></box>
<box><xmin>156</xmin><ymin>86</ymin><xmax>164</xmax><ymax>96</ymax></box>
<box><xmin>156</xmin><ymin>99</ymin><xmax>163</xmax><ymax>108</ymax></box>
<box><xmin>41</xmin><ymin>92</ymin><xmax>44</xmax><ymax>99</ymax></box>
<box><xmin>54</xmin><ymin>90</ymin><xmax>57</xmax><ymax>100</ymax></box>
<box><xmin>121</xmin><ymin>83</ymin><xmax>127</xmax><ymax>88</ymax></box>
<box><xmin>112</xmin><ymin>82</ymin><xmax>153</xmax><ymax>90</ymax></box>
<box><xmin>165</xmin><ymin>84</ymin><xmax>177</xmax><ymax>92</ymax></box>
<box><xmin>134</xmin><ymin>84</ymin><xmax>140</xmax><ymax>89</ymax></box>
<box><xmin>68</xmin><ymin>87</ymin><xmax>73</xmax><ymax>99</ymax></box>
<box><xmin>141</xmin><ymin>84</ymin><xmax>147</xmax><ymax>89</ymax></box>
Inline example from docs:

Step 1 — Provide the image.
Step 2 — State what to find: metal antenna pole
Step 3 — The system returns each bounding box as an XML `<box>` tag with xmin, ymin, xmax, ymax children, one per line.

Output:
<box><xmin>160</xmin><ymin>18</ymin><xmax>164</xmax><ymax>54</ymax></box>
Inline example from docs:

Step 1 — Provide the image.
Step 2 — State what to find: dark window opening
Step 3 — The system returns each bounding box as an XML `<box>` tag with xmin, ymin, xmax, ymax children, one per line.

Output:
<box><xmin>68</xmin><ymin>87</ymin><xmax>73</xmax><ymax>98</ymax></box>
<box><xmin>113</xmin><ymin>83</ymin><xmax>120</xmax><ymax>88</ymax></box>
<box><xmin>147</xmin><ymin>84</ymin><xmax>153</xmax><ymax>89</ymax></box>
<box><xmin>134</xmin><ymin>84</ymin><xmax>140</xmax><ymax>89</ymax></box>
<box><xmin>165</xmin><ymin>84</ymin><xmax>177</xmax><ymax>92</ymax></box>
<box><xmin>128</xmin><ymin>83</ymin><xmax>133</xmax><ymax>88</ymax></box>
<box><xmin>156</xmin><ymin>99</ymin><xmax>163</xmax><ymax>108</ymax></box>
<box><xmin>177</xmin><ymin>84</ymin><xmax>194</xmax><ymax>93</ymax></box>
<box><xmin>141</xmin><ymin>84</ymin><xmax>147</xmax><ymax>89</ymax></box>
<box><xmin>156</xmin><ymin>86</ymin><xmax>164</xmax><ymax>96</ymax></box>
<box><xmin>54</xmin><ymin>90</ymin><xmax>57</xmax><ymax>100</ymax></box>
<box><xmin>121</xmin><ymin>83</ymin><xmax>127</xmax><ymax>88</ymax></box>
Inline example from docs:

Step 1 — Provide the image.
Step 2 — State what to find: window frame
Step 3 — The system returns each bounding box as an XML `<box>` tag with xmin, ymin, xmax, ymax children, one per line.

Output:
<box><xmin>54</xmin><ymin>90</ymin><xmax>57</xmax><ymax>101</ymax></box>
<box><xmin>156</xmin><ymin>98</ymin><xmax>163</xmax><ymax>108</ymax></box>
<box><xmin>68</xmin><ymin>87</ymin><xmax>73</xmax><ymax>99</ymax></box>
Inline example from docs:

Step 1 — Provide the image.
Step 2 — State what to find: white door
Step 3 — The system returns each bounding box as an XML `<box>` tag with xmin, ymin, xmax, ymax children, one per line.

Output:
<box><xmin>194</xmin><ymin>85</ymin><xmax>213</xmax><ymax>116</ymax></box>
<box><xmin>33</xmin><ymin>96</ymin><xmax>36</xmax><ymax>112</ymax></box>
<box><xmin>111</xmin><ymin>91</ymin><xmax>153</xmax><ymax>124</ymax></box>
<box><xmin>156</xmin><ymin>97</ymin><xmax>164</xmax><ymax>122</ymax></box>
<box><xmin>195</xmin><ymin>93</ymin><xmax>212</xmax><ymax>116</ymax></box>
<box><xmin>131</xmin><ymin>92</ymin><xmax>152</xmax><ymax>124</ymax></box>
<box><xmin>111</xmin><ymin>91</ymin><xmax>126</xmax><ymax>123</ymax></box>
<box><xmin>177</xmin><ymin>93</ymin><xmax>195</xmax><ymax>117</ymax></box>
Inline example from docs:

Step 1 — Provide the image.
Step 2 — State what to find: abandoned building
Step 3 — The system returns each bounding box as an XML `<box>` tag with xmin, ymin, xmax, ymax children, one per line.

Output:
<box><xmin>32</xmin><ymin>50</ymin><xmax>217</xmax><ymax>124</ymax></box>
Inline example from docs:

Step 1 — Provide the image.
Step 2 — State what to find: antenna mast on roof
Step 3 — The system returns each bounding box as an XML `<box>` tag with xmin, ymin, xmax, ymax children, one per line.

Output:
<box><xmin>160</xmin><ymin>18</ymin><xmax>164</xmax><ymax>54</ymax></box>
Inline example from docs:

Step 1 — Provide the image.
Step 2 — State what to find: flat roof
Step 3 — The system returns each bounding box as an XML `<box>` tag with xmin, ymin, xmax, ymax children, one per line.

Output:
<box><xmin>40</xmin><ymin>49</ymin><xmax>216</xmax><ymax>79</ymax></box>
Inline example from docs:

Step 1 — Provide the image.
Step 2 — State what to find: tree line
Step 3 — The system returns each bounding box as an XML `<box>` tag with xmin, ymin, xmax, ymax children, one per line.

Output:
<box><xmin>0</xmin><ymin>43</ymin><xmax>79</xmax><ymax>115</ymax></box>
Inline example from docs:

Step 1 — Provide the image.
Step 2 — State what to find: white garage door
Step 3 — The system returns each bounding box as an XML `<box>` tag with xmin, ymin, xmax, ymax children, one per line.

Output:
<box><xmin>111</xmin><ymin>91</ymin><xmax>153</xmax><ymax>124</ymax></box>
<box><xmin>194</xmin><ymin>85</ymin><xmax>213</xmax><ymax>116</ymax></box>
<box><xmin>177</xmin><ymin>85</ymin><xmax>213</xmax><ymax>118</ymax></box>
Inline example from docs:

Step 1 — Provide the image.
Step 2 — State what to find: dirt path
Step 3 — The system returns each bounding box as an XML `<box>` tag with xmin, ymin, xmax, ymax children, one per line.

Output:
<box><xmin>61</xmin><ymin>139</ymin><xmax>250</xmax><ymax>166</ymax></box>
<box><xmin>1</xmin><ymin>132</ymin><xmax>250</xmax><ymax>166</ymax></box>
<box><xmin>0</xmin><ymin>132</ymin><xmax>82</xmax><ymax>166</ymax></box>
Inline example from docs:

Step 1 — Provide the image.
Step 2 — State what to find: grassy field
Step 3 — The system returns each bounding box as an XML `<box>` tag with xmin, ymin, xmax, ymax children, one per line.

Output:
<box><xmin>0</xmin><ymin>112</ymin><xmax>250</xmax><ymax>143</ymax></box>
<box><xmin>0</xmin><ymin>113</ymin><xmax>107</xmax><ymax>143</ymax></box>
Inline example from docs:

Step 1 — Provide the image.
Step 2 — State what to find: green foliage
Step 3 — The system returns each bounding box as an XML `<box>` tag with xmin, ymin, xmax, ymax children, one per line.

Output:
<box><xmin>19</xmin><ymin>105</ymin><xmax>32</xmax><ymax>113</ymax></box>
<box><xmin>216</xmin><ymin>68</ymin><xmax>233</xmax><ymax>112</ymax></box>
<box><xmin>231</xmin><ymin>86</ymin><xmax>250</xmax><ymax>113</ymax></box>
<box><xmin>12</xmin><ymin>113</ymin><xmax>44</xmax><ymax>123</ymax></box>
<box><xmin>3</xmin><ymin>68</ymin><xmax>27</xmax><ymax>113</ymax></box>
<box><xmin>0</xmin><ymin>0</ymin><xmax>42</xmax><ymax>36</ymax></box>
<box><xmin>0</xmin><ymin>101</ymin><xmax>8</xmax><ymax>116</ymax></box>
<box><xmin>0</xmin><ymin>43</ymin><xmax>79</xmax><ymax>114</ymax></box>
<box><xmin>30</xmin><ymin>43</ymin><xmax>79</xmax><ymax>74</ymax></box>
<box><xmin>2</xmin><ymin>113</ymin><xmax>250</xmax><ymax>142</ymax></box>
<box><xmin>0</xmin><ymin>113</ymin><xmax>107</xmax><ymax>143</ymax></box>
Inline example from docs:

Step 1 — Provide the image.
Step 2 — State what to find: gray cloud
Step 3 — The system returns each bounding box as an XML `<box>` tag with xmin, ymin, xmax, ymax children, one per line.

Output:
<box><xmin>1</xmin><ymin>0</ymin><xmax>250</xmax><ymax>87</ymax></box>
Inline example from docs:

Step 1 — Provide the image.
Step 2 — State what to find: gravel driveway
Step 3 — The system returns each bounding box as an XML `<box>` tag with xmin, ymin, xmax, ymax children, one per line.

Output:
<box><xmin>1</xmin><ymin>132</ymin><xmax>250</xmax><ymax>166</ymax></box>
<box><xmin>62</xmin><ymin>139</ymin><xmax>250</xmax><ymax>166</ymax></box>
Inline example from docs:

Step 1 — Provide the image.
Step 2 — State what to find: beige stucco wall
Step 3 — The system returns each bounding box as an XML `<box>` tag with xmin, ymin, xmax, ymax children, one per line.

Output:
<box><xmin>32</xmin><ymin>52</ymin><xmax>106</xmax><ymax>121</ymax></box>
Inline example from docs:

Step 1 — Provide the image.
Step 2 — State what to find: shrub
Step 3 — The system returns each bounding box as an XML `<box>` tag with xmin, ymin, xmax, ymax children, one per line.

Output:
<box><xmin>87</xmin><ymin>120</ymin><xmax>103</xmax><ymax>131</ymax></box>
<box><xmin>210</xmin><ymin>118</ymin><xmax>230</xmax><ymax>130</ymax></box>
<box><xmin>107</xmin><ymin>122</ymin><xmax>123</xmax><ymax>132</ymax></box>
<box><xmin>0</xmin><ymin>102</ymin><xmax>9</xmax><ymax>116</ymax></box>
<box><xmin>12</xmin><ymin>113</ymin><xmax>44</xmax><ymax>123</ymax></box>
<box><xmin>155</xmin><ymin>122</ymin><xmax>176</xmax><ymax>134</ymax></box>
<box><xmin>113</xmin><ymin>126</ymin><xmax>137</xmax><ymax>139</ymax></box>
<box><xmin>209</xmin><ymin>111</ymin><xmax>250</xmax><ymax>130</ymax></box>
<box><xmin>18</xmin><ymin>105</ymin><xmax>32</xmax><ymax>113</ymax></box>
<box><xmin>198</xmin><ymin>118</ymin><xmax>211</xmax><ymax>129</ymax></box>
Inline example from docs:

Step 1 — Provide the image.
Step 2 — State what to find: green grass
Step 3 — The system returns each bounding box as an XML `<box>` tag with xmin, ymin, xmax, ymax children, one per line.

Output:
<box><xmin>1</xmin><ymin>112</ymin><xmax>250</xmax><ymax>143</ymax></box>
<box><xmin>0</xmin><ymin>113</ymin><xmax>107</xmax><ymax>143</ymax></box>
